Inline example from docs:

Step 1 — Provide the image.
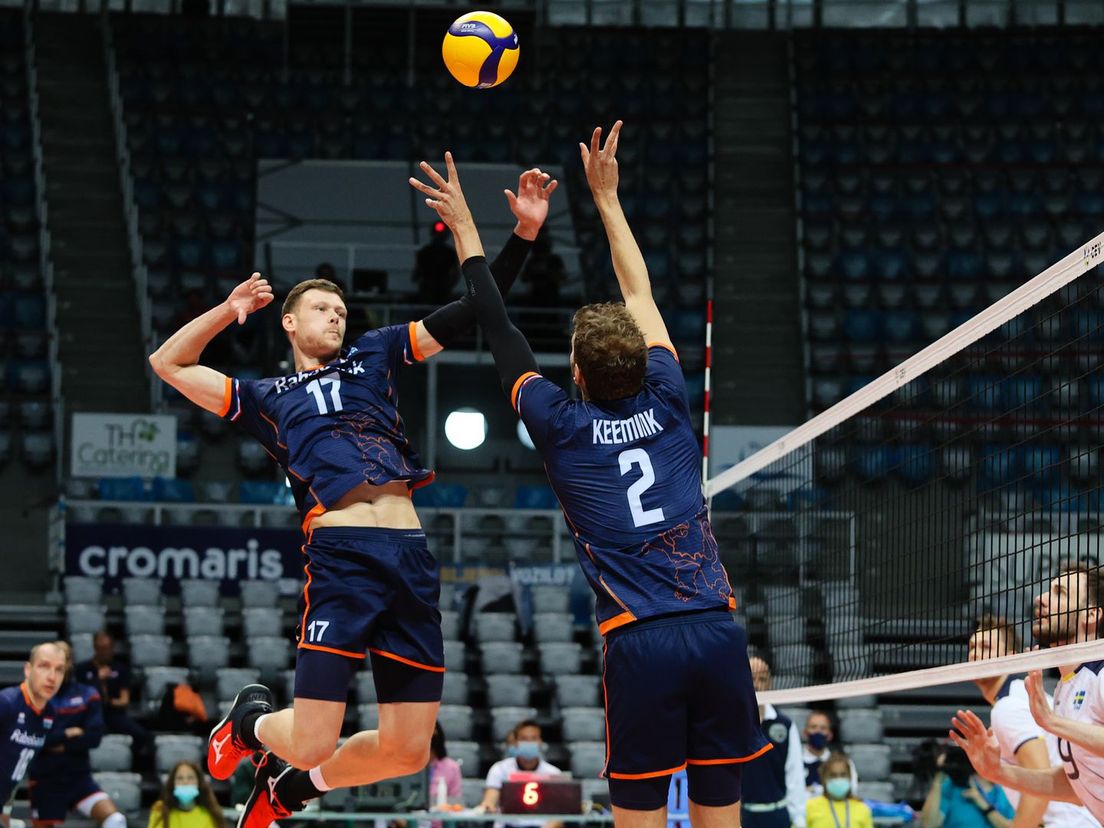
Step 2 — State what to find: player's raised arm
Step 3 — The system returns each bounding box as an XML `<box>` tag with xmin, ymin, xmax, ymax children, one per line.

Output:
<box><xmin>411</xmin><ymin>152</ymin><xmax>542</xmax><ymax>397</ymax></box>
<box><xmin>409</xmin><ymin>156</ymin><xmax>556</xmax><ymax>363</ymax></box>
<box><xmin>582</xmin><ymin>121</ymin><xmax>673</xmax><ymax>350</ymax></box>
<box><xmin>148</xmin><ymin>273</ymin><xmax>273</xmax><ymax>415</ymax></box>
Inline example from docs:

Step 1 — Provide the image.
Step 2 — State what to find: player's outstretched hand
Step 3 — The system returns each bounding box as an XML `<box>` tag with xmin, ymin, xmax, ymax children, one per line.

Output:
<box><xmin>505</xmin><ymin>168</ymin><xmax>558</xmax><ymax>241</ymax></box>
<box><xmin>950</xmin><ymin>709</ymin><xmax>1002</xmax><ymax>781</ymax></box>
<box><xmin>580</xmin><ymin>120</ymin><xmax>623</xmax><ymax>200</ymax></box>
<box><xmin>1024</xmin><ymin>670</ymin><xmax>1057</xmax><ymax>731</ymax></box>
<box><xmin>226</xmin><ymin>272</ymin><xmax>273</xmax><ymax>325</ymax></box>
<box><xmin>409</xmin><ymin>152</ymin><xmax>474</xmax><ymax>231</ymax></box>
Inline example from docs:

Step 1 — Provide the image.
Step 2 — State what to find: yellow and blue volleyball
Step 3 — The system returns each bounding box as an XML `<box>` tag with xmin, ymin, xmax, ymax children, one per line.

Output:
<box><xmin>442</xmin><ymin>11</ymin><xmax>519</xmax><ymax>89</ymax></box>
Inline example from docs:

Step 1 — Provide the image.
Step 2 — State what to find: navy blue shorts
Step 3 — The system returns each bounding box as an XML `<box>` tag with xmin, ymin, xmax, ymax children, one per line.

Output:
<box><xmin>30</xmin><ymin>773</ymin><xmax>103</xmax><ymax>821</ymax></box>
<box><xmin>294</xmin><ymin>527</ymin><xmax>444</xmax><ymax>704</ymax></box>
<box><xmin>602</xmin><ymin>610</ymin><xmax>768</xmax><ymax>793</ymax></box>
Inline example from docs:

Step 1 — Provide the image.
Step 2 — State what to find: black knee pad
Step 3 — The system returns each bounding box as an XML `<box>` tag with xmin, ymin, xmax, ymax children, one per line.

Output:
<box><xmin>686</xmin><ymin>762</ymin><xmax>742</xmax><ymax>808</ymax></box>
<box><xmin>607</xmin><ymin>774</ymin><xmax>673</xmax><ymax>811</ymax></box>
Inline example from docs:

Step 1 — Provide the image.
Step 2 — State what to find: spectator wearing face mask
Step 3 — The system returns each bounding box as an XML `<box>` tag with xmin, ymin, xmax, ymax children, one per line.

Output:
<box><xmin>803</xmin><ymin>711</ymin><xmax>858</xmax><ymax>797</ymax></box>
<box><xmin>806</xmin><ymin>754</ymin><xmax>873</xmax><ymax>828</ymax></box>
<box><xmin>476</xmin><ymin>720</ymin><xmax>563</xmax><ymax>828</ymax></box>
<box><xmin>148</xmin><ymin>761</ymin><xmax>226</xmax><ymax>828</ymax></box>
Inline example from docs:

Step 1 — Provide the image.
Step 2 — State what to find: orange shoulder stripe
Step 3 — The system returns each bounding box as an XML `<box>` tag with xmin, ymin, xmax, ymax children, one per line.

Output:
<box><xmin>647</xmin><ymin>341</ymin><xmax>679</xmax><ymax>361</ymax></box>
<box><xmin>511</xmin><ymin>371</ymin><xmax>540</xmax><ymax>412</ymax></box>
<box><xmin>218</xmin><ymin>376</ymin><xmax>233</xmax><ymax>417</ymax></box>
<box><xmin>408</xmin><ymin>321</ymin><xmax>426</xmax><ymax>362</ymax></box>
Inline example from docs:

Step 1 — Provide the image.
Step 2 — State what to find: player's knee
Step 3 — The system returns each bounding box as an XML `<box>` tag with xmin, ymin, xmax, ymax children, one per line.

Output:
<box><xmin>101</xmin><ymin>811</ymin><xmax>126</xmax><ymax>828</ymax></box>
<box><xmin>390</xmin><ymin>740</ymin><xmax>431</xmax><ymax>775</ymax></box>
<box><xmin>293</xmin><ymin>742</ymin><xmax>338</xmax><ymax>769</ymax></box>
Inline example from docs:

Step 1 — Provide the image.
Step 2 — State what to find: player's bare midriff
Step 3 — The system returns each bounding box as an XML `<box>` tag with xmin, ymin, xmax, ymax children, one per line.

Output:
<box><xmin>311</xmin><ymin>480</ymin><xmax>423</xmax><ymax>530</ymax></box>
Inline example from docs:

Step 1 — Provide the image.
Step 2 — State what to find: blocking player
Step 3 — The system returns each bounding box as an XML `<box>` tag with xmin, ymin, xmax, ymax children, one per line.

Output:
<box><xmin>409</xmin><ymin>122</ymin><xmax>768</xmax><ymax>828</ymax></box>
<box><xmin>967</xmin><ymin>615</ymin><xmax>1098</xmax><ymax>828</ymax></box>
<box><xmin>148</xmin><ymin>171</ymin><xmax>556</xmax><ymax>826</ymax></box>
<box><xmin>28</xmin><ymin>642</ymin><xmax>127</xmax><ymax>828</ymax></box>
<box><xmin>952</xmin><ymin>564</ymin><xmax>1104</xmax><ymax>822</ymax></box>
<box><xmin>0</xmin><ymin>643</ymin><xmax>65</xmax><ymax>828</ymax></box>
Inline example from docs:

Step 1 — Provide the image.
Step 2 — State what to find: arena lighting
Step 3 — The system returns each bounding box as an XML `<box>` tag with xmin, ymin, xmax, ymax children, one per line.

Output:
<box><xmin>517</xmin><ymin>419</ymin><xmax>535</xmax><ymax>450</ymax></box>
<box><xmin>444</xmin><ymin>408</ymin><xmax>487</xmax><ymax>450</ymax></box>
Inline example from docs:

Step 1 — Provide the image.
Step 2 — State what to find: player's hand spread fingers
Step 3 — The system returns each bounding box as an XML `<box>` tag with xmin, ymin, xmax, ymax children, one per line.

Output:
<box><xmin>420</xmin><ymin>160</ymin><xmax>449</xmax><ymax>190</ymax></box>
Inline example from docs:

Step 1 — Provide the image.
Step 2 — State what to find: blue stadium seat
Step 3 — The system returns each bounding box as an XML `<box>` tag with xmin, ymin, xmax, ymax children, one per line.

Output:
<box><xmin>152</xmin><ymin>477</ymin><xmax>195</xmax><ymax>502</ymax></box>
<box><xmin>514</xmin><ymin>485</ymin><xmax>558</xmax><ymax>510</ymax></box>
<box><xmin>980</xmin><ymin>444</ymin><xmax>1023</xmax><ymax>489</ymax></box>
<box><xmin>412</xmin><ymin>484</ymin><xmax>468</xmax><ymax>508</ymax></box>
<box><xmin>98</xmin><ymin>477</ymin><xmax>150</xmax><ymax>502</ymax></box>
<box><xmin>239</xmin><ymin>480</ymin><xmax>293</xmax><ymax>505</ymax></box>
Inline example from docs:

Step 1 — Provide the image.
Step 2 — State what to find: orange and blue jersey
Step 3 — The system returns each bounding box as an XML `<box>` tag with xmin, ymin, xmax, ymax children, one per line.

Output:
<box><xmin>28</xmin><ymin>680</ymin><xmax>102</xmax><ymax>779</ymax></box>
<box><xmin>0</xmin><ymin>683</ymin><xmax>54</xmax><ymax>801</ymax></box>
<box><xmin>222</xmin><ymin>323</ymin><xmax>434</xmax><ymax>532</ymax></box>
<box><xmin>512</xmin><ymin>343</ymin><xmax>736</xmax><ymax>635</ymax></box>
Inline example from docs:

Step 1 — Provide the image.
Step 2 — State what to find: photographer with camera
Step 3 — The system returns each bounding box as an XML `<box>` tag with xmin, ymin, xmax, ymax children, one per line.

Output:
<box><xmin>921</xmin><ymin>744</ymin><xmax>1014</xmax><ymax>828</ymax></box>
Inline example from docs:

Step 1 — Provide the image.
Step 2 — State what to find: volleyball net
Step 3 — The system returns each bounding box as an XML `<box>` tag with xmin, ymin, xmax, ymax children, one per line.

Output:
<box><xmin>706</xmin><ymin>232</ymin><xmax>1104</xmax><ymax>706</ymax></box>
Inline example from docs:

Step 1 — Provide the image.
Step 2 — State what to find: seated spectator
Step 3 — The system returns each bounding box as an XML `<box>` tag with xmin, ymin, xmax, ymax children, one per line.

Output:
<box><xmin>477</xmin><ymin>719</ymin><xmax>563</xmax><ymax>828</ymax></box>
<box><xmin>921</xmin><ymin>745</ymin><xmax>1014</xmax><ymax>828</ymax></box>
<box><xmin>75</xmin><ymin>631</ymin><xmax>152</xmax><ymax>761</ymax></box>
<box><xmin>148</xmin><ymin>760</ymin><xmax>225</xmax><ymax>828</ymax></box>
<box><xmin>806</xmin><ymin>753</ymin><xmax>873</xmax><ymax>828</ymax></box>
<box><xmin>156</xmin><ymin>681</ymin><xmax>209</xmax><ymax>736</ymax></box>
<box><xmin>802</xmin><ymin>711</ymin><xmax>856</xmax><ymax>796</ymax></box>
<box><xmin>430</xmin><ymin>721</ymin><xmax>463</xmax><ymax>808</ymax></box>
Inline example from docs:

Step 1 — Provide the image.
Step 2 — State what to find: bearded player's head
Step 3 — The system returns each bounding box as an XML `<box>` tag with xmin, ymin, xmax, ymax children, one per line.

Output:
<box><xmin>1032</xmin><ymin>562</ymin><xmax>1103</xmax><ymax>648</ymax></box>
<box><xmin>281</xmin><ymin>279</ymin><xmax>347</xmax><ymax>365</ymax></box>
<box><xmin>569</xmin><ymin>303</ymin><xmax>647</xmax><ymax>402</ymax></box>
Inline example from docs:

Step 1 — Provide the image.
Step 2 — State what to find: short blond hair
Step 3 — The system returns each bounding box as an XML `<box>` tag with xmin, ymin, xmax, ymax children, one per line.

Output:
<box><xmin>282</xmin><ymin>279</ymin><xmax>344</xmax><ymax>316</ymax></box>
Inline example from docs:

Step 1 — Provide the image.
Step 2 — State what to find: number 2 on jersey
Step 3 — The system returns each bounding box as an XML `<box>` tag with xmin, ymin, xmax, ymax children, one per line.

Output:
<box><xmin>306</xmin><ymin>377</ymin><xmax>343</xmax><ymax>414</ymax></box>
<box><xmin>619</xmin><ymin>448</ymin><xmax>665</xmax><ymax>528</ymax></box>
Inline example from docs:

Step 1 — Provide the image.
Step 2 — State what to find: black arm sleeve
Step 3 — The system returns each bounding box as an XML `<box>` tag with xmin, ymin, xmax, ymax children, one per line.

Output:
<box><xmin>421</xmin><ymin>233</ymin><xmax>532</xmax><ymax>348</ymax></box>
<box><xmin>461</xmin><ymin>255</ymin><xmax>539</xmax><ymax>397</ymax></box>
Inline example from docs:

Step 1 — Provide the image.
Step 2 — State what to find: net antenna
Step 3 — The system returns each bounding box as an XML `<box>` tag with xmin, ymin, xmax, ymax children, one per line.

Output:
<box><xmin>708</xmin><ymin>234</ymin><xmax>1104</xmax><ymax>706</ymax></box>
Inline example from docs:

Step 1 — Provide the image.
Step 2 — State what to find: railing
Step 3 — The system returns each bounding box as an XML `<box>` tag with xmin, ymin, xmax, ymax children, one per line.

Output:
<box><xmin>102</xmin><ymin>15</ymin><xmax>154</xmax><ymax>411</ymax></box>
<box><xmin>24</xmin><ymin>5</ymin><xmax>64</xmax><ymax>484</ymax></box>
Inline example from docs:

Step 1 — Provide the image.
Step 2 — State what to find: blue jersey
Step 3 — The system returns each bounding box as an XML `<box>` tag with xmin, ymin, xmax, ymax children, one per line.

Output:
<box><xmin>28</xmin><ymin>680</ymin><xmax>102</xmax><ymax>779</ymax></box>
<box><xmin>0</xmin><ymin>684</ymin><xmax>54</xmax><ymax>801</ymax></box>
<box><xmin>223</xmin><ymin>323</ymin><xmax>434</xmax><ymax>532</ymax></box>
<box><xmin>742</xmin><ymin>709</ymin><xmax>793</xmax><ymax>806</ymax></box>
<box><xmin>513</xmin><ymin>344</ymin><xmax>735</xmax><ymax>634</ymax></box>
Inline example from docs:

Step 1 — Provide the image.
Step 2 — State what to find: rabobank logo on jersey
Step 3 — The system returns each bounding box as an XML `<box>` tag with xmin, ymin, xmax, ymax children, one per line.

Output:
<box><xmin>9</xmin><ymin>729</ymin><xmax>45</xmax><ymax>748</ymax></box>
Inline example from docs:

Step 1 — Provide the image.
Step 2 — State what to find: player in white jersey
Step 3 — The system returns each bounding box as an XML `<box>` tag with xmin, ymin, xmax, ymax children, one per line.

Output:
<box><xmin>953</xmin><ymin>564</ymin><xmax>1104</xmax><ymax>822</ymax></box>
<box><xmin>968</xmin><ymin>614</ymin><xmax>1100</xmax><ymax>828</ymax></box>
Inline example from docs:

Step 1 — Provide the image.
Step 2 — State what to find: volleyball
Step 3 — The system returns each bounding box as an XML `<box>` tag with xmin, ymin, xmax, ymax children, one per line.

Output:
<box><xmin>441</xmin><ymin>11</ymin><xmax>519</xmax><ymax>89</ymax></box>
